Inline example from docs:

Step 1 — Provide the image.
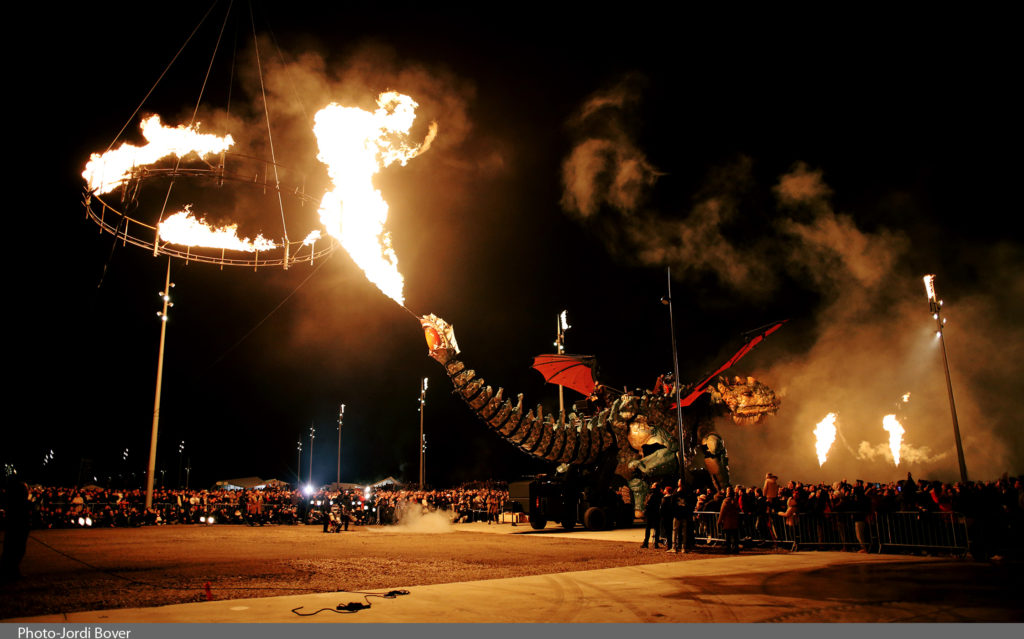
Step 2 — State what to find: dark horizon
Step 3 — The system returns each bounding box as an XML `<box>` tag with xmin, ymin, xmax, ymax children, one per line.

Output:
<box><xmin>9</xmin><ymin>4</ymin><xmax>1020</xmax><ymax>492</ymax></box>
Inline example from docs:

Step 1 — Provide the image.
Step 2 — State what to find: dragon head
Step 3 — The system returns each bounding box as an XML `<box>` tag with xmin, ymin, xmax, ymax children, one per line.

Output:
<box><xmin>710</xmin><ymin>375</ymin><xmax>780</xmax><ymax>425</ymax></box>
<box><xmin>421</xmin><ymin>313</ymin><xmax>461</xmax><ymax>365</ymax></box>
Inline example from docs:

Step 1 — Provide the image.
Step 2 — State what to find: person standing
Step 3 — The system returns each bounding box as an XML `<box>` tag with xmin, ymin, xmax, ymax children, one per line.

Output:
<box><xmin>666</xmin><ymin>480</ymin><xmax>689</xmax><ymax>553</ymax></box>
<box><xmin>852</xmin><ymin>481</ymin><xmax>870</xmax><ymax>553</ymax></box>
<box><xmin>763</xmin><ymin>473</ymin><xmax>780</xmax><ymax>544</ymax></box>
<box><xmin>669</xmin><ymin>479</ymin><xmax>695</xmax><ymax>553</ymax></box>
<box><xmin>679</xmin><ymin>481</ymin><xmax>695</xmax><ymax>552</ymax></box>
<box><xmin>340</xmin><ymin>503</ymin><xmax>351</xmax><ymax>531</ymax></box>
<box><xmin>659</xmin><ymin>485</ymin><xmax>675</xmax><ymax>548</ymax></box>
<box><xmin>641</xmin><ymin>482</ymin><xmax>661</xmax><ymax>548</ymax></box>
<box><xmin>718</xmin><ymin>487</ymin><xmax>741</xmax><ymax>554</ymax></box>
<box><xmin>1</xmin><ymin>478</ymin><xmax>30</xmax><ymax>582</ymax></box>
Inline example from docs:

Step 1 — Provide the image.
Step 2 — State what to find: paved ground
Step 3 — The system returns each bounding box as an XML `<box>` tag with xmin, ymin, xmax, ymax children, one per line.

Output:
<box><xmin>7</xmin><ymin>522</ymin><xmax>1022</xmax><ymax>623</ymax></box>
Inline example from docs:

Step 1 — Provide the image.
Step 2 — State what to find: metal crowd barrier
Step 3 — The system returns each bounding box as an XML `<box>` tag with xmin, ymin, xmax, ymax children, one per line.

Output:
<box><xmin>691</xmin><ymin>510</ymin><xmax>970</xmax><ymax>555</ymax></box>
<box><xmin>874</xmin><ymin>511</ymin><xmax>969</xmax><ymax>554</ymax></box>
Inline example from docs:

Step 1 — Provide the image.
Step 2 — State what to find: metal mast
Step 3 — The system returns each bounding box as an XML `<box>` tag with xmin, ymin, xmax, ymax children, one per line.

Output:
<box><xmin>146</xmin><ymin>259</ymin><xmax>174</xmax><ymax>509</ymax></box>
<box><xmin>923</xmin><ymin>274</ymin><xmax>968</xmax><ymax>483</ymax></box>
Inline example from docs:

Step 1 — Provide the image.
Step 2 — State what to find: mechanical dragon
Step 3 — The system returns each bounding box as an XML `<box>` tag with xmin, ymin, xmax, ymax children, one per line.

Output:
<box><xmin>420</xmin><ymin>313</ymin><xmax>782</xmax><ymax>524</ymax></box>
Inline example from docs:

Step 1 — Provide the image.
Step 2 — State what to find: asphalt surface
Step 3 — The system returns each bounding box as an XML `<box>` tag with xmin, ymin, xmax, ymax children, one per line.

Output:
<box><xmin>8</xmin><ymin>523</ymin><xmax>1022</xmax><ymax>623</ymax></box>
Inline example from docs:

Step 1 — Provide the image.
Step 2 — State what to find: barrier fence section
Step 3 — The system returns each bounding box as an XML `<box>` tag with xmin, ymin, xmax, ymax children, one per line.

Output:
<box><xmin>691</xmin><ymin>510</ymin><xmax>970</xmax><ymax>555</ymax></box>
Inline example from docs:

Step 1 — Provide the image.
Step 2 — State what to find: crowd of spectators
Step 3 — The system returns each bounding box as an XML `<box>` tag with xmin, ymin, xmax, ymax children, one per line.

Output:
<box><xmin>370</xmin><ymin>485</ymin><xmax>509</xmax><ymax>525</ymax></box>
<box><xmin>671</xmin><ymin>472</ymin><xmax>1024</xmax><ymax>558</ymax></box>
<box><xmin>3</xmin><ymin>474</ymin><xmax>1021</xmax><ymax>560</ymax></box>
<box><xmin>0</xmin><ymin>482</ymin><xmax>511</xmax><ymax>531</ymax></box>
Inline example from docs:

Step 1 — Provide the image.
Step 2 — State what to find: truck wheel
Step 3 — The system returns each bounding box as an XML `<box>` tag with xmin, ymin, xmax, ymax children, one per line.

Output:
<box><xmin>561</xmin><ymin>519</ymin><xmax>575</xmax><ymax>530</ymax></box>
<box><xmin>583</xmin><ymin>506</ymin><xmax>607</xmax><ymax>531</ymax></box>
<box><xmin>530</xmin><ymin>517</ymin><xmax>547</xmax><ymax>530</ymax></box>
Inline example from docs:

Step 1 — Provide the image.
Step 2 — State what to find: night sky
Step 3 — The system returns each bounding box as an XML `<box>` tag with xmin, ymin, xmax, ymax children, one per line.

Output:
<box><xmin>11</xmin><ymin>4</ymin><xmax>1020</xmax><ymax>491</ymax></box>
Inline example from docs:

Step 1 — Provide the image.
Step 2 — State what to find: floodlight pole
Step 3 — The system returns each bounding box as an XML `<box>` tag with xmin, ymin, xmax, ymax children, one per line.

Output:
<box><xmin>296</xmin><ymin>440</ymin><xmax>302</xmax><ymax>487</ymax></box>
<box><xmin>555</xmin><ymin>311</ymin><xmax>570</xmax><ymax>426</ymax></box>
<box><xmin>177</xmin><ymin>440</ymin><xmax>185</xmax><ymax>488</ymax></box>
<box><xmin>308</xmin><ymin>423</ymin><xmax>315</xmax><ymax>486</ymax></box>
<box><xmin>146</xmin><ymin>259</ymin><xmax>173</xmax><ymax>510</ymax></box>
<box><xmin>661</xmin><ymin>267</ymin><xmax>686</xmax><ymax>483</ymax></box>
<box><xmin>336</xmin><ymin>404</ymin><xmax>345</xmax><ymax>485</ymax></box>
<box><xmin>419</xmin><ymin>378</ymin><xmax>428</xmax><ymax>490</ymax></box>
<box><xmin>923</xmin><ymin>275</ymin><xmax>968</xmax><ymax>483</ymax></box>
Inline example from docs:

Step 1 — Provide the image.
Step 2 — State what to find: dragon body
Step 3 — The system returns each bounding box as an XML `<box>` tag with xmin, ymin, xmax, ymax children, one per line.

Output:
<box><xmin>420</xmin><ymin>313</ymin><xmax>780</xmax><ymax>517</ymax></box>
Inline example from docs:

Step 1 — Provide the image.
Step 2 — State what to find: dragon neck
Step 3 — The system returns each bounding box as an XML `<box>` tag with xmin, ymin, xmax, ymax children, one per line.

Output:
<box><xmin>434</xmin><ymin>354</ymin><xmax>612</xmax><ymax>466</ymax></box>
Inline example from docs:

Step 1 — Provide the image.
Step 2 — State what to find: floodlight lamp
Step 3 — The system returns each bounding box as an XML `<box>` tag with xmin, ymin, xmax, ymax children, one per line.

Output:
<box><xmin>923</xmin><ymin>274</ymin><xmax>937</xmax><ymax>302</ymax></box>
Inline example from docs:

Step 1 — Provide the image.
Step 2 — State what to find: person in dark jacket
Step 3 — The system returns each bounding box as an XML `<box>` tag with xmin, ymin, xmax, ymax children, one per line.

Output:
<box><xmin>659</xmin><ymin>485</ymin><xmax>675</xmax><ymax>547</ymax></box>
<box><xmin>671</xmin><ymin>479</ymin><xmax>695</xmax><ymax>553</ymax></box>
<box><xmin>641</xmin><ymin>482</ymin><xmax>662</xmax><ymax>548</ymax></box>
<box><xmin>665</xmin><ymin>480</ymin><xmax>691</xmax><ymax>553</ymax></box>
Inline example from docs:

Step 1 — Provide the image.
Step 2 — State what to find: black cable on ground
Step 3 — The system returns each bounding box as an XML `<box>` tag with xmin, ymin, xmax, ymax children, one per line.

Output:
<box><xmin>290</xmin><ymin>590</ymin><xmax>410</xmax><ymax>616</ymax></box>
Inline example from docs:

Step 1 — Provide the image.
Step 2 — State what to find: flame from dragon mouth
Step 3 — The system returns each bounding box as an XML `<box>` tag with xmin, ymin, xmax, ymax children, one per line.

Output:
<box><xmin>313</xmin><ymin>92</ymin><xmax>437</xmax><ymax>306</ymax></box>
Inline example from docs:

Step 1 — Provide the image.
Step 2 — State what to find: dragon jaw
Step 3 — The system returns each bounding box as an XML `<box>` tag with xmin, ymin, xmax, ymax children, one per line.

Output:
<box><xmin>421</xmin><ymin>313</ymin><xmax>460</xmax><ymax>365</ymax></box>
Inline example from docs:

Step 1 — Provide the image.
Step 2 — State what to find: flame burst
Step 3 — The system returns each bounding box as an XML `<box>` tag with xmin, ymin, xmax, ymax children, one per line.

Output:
<box><xmin>882</xmin><ymin>414</ymin><xmax>905</xmax><ymax>466</ymax></box>
<box><xmin>813</xmin><ymin>412</ymin><xmax>838</xmax><ymax>466</ymax></box>
<box><xmin>158</xmin><ymin>207</ymin><xmax>276</xmax><ymax>252</ymax></box>
<box><xmin>82</xmin><ymin>115</ymin><xmax>234</xmax><ymax>195</ymax></box>
<box><xmin>313</xmin><ymin>92</ymin><xmax>437</xmax><ymax>306</ymax></box>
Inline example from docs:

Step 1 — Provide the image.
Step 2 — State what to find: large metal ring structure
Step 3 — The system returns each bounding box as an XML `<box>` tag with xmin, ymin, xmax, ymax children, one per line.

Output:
<box><xmin>82</xmin><ymin>155</ymin><xmax>336</xmax><ymax>269</ymax></box>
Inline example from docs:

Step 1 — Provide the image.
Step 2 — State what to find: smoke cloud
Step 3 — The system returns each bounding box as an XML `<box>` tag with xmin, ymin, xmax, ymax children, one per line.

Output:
<box><xmin>718</xmin><ymin>170</ymin><xmax>1024</xmax><ymax>485</ymax></box>
<box><xmin>856</xmin><ymin>440</ymin><xmax>948</xmax><ymax>465</ymax></box>
<box><xmin>560</xmin><ymin>83</ymin><xmax>777</xmax><ymax>295</ymax></box>
<box><xmin>372</xmin><ymin>505</ymin><xmax>455</xmax><ymax>533</ymax></box>
<box><xmin>560</xmin><ymin>77</ymin><xmax>663</xmax><ymax>219</ymax></box>
<box><xmin>559</xmin><ymin>85</ymin><xmax>1024</xmax><ymax>483</ymax></box>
